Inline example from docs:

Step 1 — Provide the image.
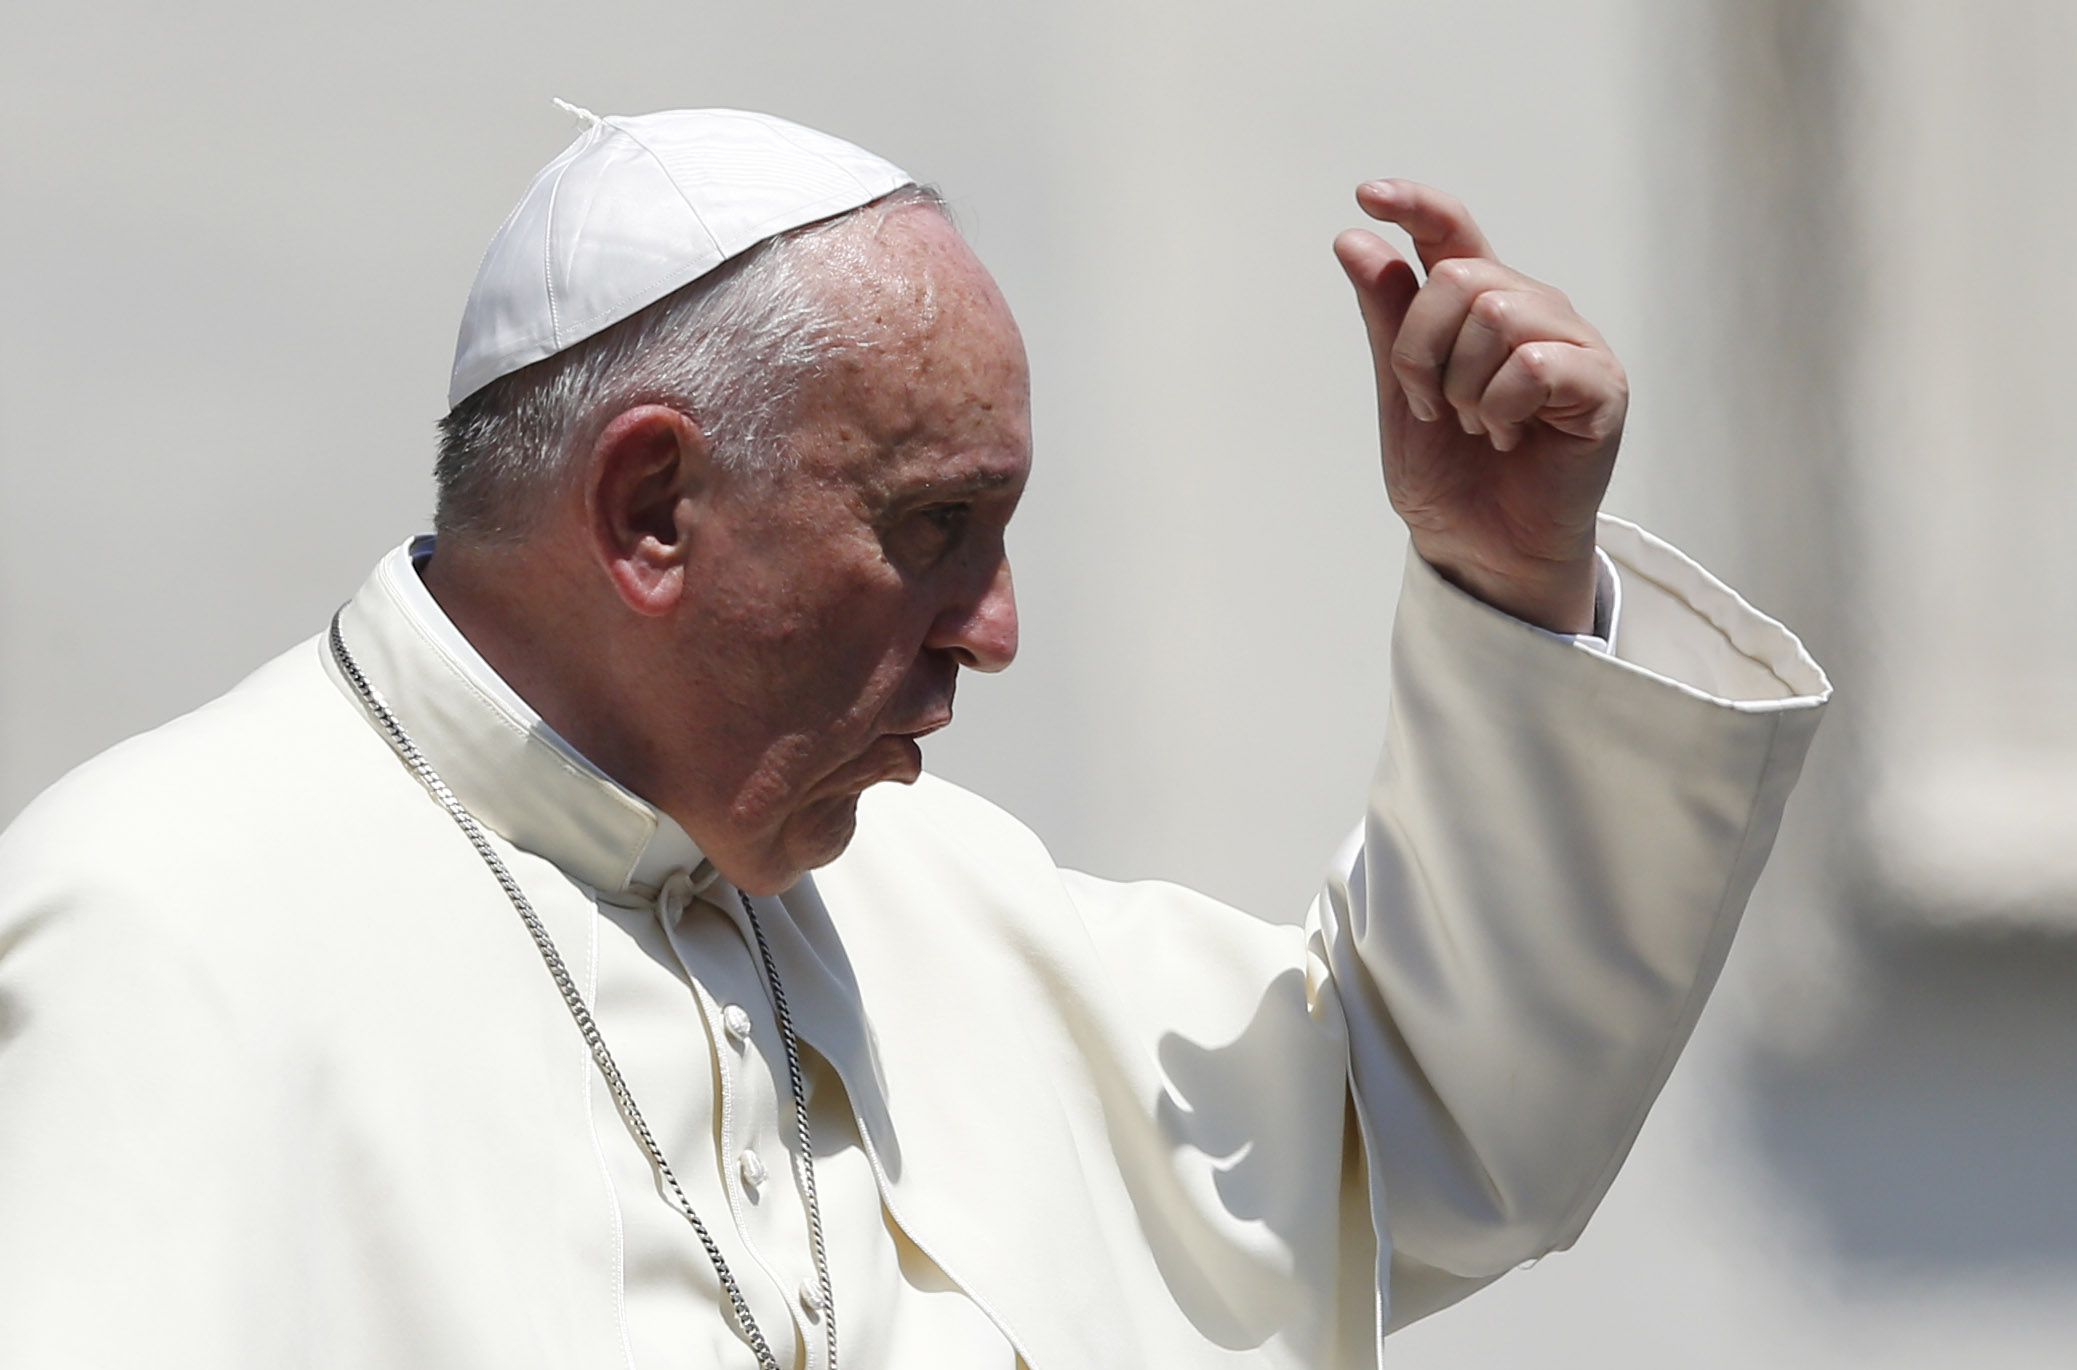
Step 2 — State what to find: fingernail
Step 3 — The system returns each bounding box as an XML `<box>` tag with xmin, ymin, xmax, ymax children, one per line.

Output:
<box><xmin>1459</xmin><ymin>411</ymin><xmax>1483</xmax><ymax>437</ymax></box>
<box><xmin>1407</xmin><ymin>394</ymin><xmax>1436</xmax><ymax>422</ymax></box>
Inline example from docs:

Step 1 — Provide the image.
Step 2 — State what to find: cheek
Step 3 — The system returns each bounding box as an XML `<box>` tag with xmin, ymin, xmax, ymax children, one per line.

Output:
<box><xmin>765</xmin><ymin>592</ymin><xmax>937</xmax><ymax>724</ymax></box>
<box><xmin>696</xmin><ymin>534</ymin><xmax>939</xmax><ymax>769</ymax></box>
<box><xmin>717</xmin><ymin>599</ymin><xmax>934</xmax><ymax>810</ymax></box>
<box><xmin>705</xmin><ymin>567</ymin><xmax>883</xmax><ymax>696</ymax></box>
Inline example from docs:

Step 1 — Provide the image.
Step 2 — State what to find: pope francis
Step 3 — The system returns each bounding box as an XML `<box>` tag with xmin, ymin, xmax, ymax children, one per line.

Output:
<box><xmin>0</xmin><ymin>109</ymin><xmax>1829</xmax><ymax>1369</ymax></box>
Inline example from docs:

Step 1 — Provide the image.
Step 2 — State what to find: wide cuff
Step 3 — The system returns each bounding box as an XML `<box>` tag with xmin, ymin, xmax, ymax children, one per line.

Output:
<box><xmin>1332</xmin><ymin>513</ymin><xmax>1828</xmax><ymax>1327</ymax></box>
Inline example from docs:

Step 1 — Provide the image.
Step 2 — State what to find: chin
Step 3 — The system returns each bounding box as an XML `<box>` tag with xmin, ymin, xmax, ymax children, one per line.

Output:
<box><xmin>737</xmin><ymin>796</ymin><xmax>863</xmax><ymax>896</ymax></box>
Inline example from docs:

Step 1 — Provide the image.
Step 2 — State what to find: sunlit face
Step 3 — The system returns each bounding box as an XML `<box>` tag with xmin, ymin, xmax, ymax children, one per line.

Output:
<box><xmin>663</xmin><ymin>207</ymin><xmax>1031</xmax><ymax>893</ymax></box>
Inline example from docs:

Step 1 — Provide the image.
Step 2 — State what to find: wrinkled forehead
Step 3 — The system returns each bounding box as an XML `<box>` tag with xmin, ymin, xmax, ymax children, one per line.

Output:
<box><xmin>775</xmin><ymin>215</ymin><xmax>1033</xmax><ymax>504</ymax></box>
<box><xmin>812</xmin><ymin>203</ymin><xmax>1024</xmax><ymax>354</ymax></box>
<box><xmin>809</xmin><ymin>211</ymin><xmax>1029</xmax><ymax>413</ymax></box>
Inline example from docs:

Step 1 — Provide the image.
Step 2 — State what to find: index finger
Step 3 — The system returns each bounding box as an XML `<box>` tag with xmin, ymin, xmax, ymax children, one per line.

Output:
<box><xmin>1354</xmin><ymin>180</ymin><xmax>1495</xmax><ymax>273</ymax></box>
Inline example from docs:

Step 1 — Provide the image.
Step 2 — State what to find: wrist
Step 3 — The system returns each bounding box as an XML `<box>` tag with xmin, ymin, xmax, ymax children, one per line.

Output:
<box><xmin>1416</xmin><ymin>545</ymin><xmax>1599</xmax><ymax>635</ymax></box>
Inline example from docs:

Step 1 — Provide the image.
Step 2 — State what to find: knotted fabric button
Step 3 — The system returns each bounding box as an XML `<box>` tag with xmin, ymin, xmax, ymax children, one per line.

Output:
<box><xmin>722</xmin><ymin>1004</ymin><xmax>754</xmax><ymax>1044</ymax></box>
<box><xmin>657</xmin><ymin>869</ymin><xmax>699</xmax><ymax>923</ymax></box>
<box><xmin>738</xmin><ymin>1149</ymin><xmax>767</xmax><ymax>1190</ymax></box>
<box><xmin>798</xmin><ymin>1278</ymin><xmax>825</xmax><ymax>1319</ymax></box>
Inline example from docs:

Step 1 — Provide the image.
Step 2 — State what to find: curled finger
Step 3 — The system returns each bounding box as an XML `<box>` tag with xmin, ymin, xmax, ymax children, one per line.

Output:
<box><xmin>1390</xmin><ymin>256</ymin><xmax>1521</xmax><ymax>424</ymax></box>
<box><xmin>1478</xmin><ymin>341</ymin><xmax>1626</xmax><ymax>452</ymax></box>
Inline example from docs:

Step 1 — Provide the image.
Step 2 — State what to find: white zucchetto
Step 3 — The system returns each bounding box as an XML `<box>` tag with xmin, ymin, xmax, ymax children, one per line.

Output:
<box><xmin>447</xmin><ymin>106</ymin><xmax>914</xmax><ymax>409</ymax></box>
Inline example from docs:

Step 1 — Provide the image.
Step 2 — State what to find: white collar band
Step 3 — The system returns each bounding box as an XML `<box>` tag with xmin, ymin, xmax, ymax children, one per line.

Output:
<box><xmin>330</xmin><ymin>537</ymin><xmax>710</xmax><ymax>899</ymax></box>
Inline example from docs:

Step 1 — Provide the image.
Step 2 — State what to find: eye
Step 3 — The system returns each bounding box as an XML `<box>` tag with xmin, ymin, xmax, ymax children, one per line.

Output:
<box><xmin>894</xmin><ymin>502</ymin><xmax>972</xmax><ymax>564</ymax></box>
<box><xmin>923</xmin><ymin>503</ymin><xmax>972</xmax><ymax>535</ymax></box>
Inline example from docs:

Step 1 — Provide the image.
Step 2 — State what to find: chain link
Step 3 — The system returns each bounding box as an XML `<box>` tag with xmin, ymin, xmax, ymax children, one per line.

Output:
<box><xmin>747</xmin><ymin>900</ymin><xmax>836</xmax><ymax>1367</ymax></box>
<box><xmin>330</xmin><ymin>611</ymin><xmax>837</xmax><ymax>1370</ymax></box>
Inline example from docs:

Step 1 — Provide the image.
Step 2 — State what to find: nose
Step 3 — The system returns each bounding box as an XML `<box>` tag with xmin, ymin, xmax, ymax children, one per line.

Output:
<box><xmin>928</xmin><ymin>557</ymin><xmax>1019</xmax><ymax>673</ymax></box>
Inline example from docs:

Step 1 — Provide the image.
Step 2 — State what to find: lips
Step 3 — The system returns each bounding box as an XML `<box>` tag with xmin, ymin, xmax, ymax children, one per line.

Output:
<box><xmin>817</xmin><ymin>732</ymin><xmax>927</xmax><ymax>798</ymax></box>
<box><xmin>892</xmin><ymin>713</ymin><xmax>952</xmax><ymax>741</ymax></box>
<box><xmin>884</xmin><ymin>734</ymin><xmax>925</xmax><ymax>780</ymax></box>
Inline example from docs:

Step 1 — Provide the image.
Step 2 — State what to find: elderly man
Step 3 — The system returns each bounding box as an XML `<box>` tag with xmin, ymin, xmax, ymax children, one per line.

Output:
<box><xmin>0</xmin><ymin>109</ymin><xmax>1826</xmax><ymax>1369</ymax></box>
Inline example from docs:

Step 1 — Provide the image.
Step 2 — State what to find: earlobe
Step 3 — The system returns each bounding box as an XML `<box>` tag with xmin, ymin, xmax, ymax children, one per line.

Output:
<box><xmin>589</xmin><ymin>405</ymin><xmax>711</xmax><ymax>618</ymax></box>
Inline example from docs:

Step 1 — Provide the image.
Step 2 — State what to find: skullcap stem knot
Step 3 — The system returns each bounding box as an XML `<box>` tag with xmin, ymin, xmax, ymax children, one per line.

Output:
<box><xmin>552</xmin><ymin>98</ymin><xmax>604</xmax><ymax>128</ymax></box>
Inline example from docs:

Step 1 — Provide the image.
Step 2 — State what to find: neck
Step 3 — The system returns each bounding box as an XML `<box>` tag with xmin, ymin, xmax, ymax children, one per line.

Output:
<box><xmin>421</xmin><ymin>536</ymin><xmax>650</xmax><ymax>796</ymax></box>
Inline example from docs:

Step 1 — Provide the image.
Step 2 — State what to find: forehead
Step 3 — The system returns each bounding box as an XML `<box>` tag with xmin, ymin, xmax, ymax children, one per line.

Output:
<box><xmin>791</xmin><ymin>208</ymin><xmax>1033</xmax><ymax>500</ymax></box>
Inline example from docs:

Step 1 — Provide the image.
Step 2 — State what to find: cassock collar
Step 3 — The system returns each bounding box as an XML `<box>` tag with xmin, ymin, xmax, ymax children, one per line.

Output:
<box><xmin>329</xmin><ymin>536</ymin><xmax>716</xmax><ymax>902</ymax></box>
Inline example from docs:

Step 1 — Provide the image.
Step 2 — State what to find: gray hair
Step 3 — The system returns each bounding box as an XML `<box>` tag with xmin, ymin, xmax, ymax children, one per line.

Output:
<box><xmin>434</xmin><ymin>184</ymin><xmax>947</xmax><ymax>545</ymax></box>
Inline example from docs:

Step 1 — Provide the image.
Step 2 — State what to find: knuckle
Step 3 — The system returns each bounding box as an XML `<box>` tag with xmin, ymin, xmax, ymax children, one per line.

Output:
<box><xmin>1469</xmin><ymin>290</ymin><xmax>1515</xmax><ymax>331</ymax></box>
<box><xmin>1391</xmin><ymin>337</ymin><xmax>1434</xmax><ymax>374</ymax></box>
<box><xmin>1578</xmin><ymin>402</ymin><xmax>1624</xmax><ymax>443</ymax></box>
<box><xmin>1431</xmin><ymin>257</ymin><xmax>1481</xmax><ymax>290</ymax></box>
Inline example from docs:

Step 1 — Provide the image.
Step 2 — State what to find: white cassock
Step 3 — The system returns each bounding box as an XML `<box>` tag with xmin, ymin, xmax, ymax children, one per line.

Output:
<box><xmin>0</xmin><ymin>515</ymin><xmax>1826</xmax><ymax>1369</ymax></box>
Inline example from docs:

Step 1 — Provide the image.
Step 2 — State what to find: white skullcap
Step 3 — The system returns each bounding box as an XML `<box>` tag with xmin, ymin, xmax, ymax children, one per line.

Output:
<box><xmin>447</xmin><ymin>106</ymin><xmax>914</xmax><ymax>409</ymax></box>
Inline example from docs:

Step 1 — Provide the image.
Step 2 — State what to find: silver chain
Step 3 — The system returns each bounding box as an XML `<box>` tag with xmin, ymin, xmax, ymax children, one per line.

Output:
<box><xmin>329</xmin><ymin>611</ymin><xmax>837</xmax><ymax>1370</ymax></box>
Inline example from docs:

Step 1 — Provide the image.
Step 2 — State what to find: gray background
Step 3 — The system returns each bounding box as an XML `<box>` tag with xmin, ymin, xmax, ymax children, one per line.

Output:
<box><xmin>7</xmin><ymin>2</ymin><xmax>2075</xmax><ymax>1364</ymax></box>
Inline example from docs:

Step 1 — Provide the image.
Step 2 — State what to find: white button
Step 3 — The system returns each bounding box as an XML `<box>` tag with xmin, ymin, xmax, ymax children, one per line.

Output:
<box><xmin>737</xmin><ymin>1149</ymin><xmax>767</xmax><ymax>1189</ymax></box>
<box><xmin>722</xmin><ymin>1004</ymin><xmax>753</xmax><ymax>1043</ymax></box>
<box><xmin>798</xmin><ymin>1278</ymin><xmax>825</xmax><ymax>1318</ymax></box>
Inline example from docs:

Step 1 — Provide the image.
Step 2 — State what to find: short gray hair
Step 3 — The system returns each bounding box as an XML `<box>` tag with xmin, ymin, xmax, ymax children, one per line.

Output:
<box><xmin>434</xmin><ymin>184</ymin><xmax>947</xmax><ymax>545</ymax></box>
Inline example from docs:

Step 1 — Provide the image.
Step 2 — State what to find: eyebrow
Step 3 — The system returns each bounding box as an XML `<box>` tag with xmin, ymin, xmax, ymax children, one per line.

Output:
<box><xmin>884</xmin><ymin>464</ymin><xmax>1025</xmax><ymax>504</ymax></box>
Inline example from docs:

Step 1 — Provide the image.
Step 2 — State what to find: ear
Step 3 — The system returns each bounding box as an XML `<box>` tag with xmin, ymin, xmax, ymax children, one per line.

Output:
<box><xmin>587</xmin><ymin>405</ymin><xmax>713</xmax><ymax>617</ymax></box>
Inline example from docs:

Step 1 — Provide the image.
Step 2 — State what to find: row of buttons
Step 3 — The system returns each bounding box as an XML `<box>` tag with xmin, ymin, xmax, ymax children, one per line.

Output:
<box><xmin>725</xmin><ymin>998</ymin><xmax>764</xmax><ymax>1191</ymax></box>
<box><xmin>655</xmin><ymin>874</ymin><xmax>823</xmax><ymax>1324</ymax></box>
<box><xmin>729</xmin><ymin>1148</ymin><xmax>819</xmax><ymax>1321</ymax></box>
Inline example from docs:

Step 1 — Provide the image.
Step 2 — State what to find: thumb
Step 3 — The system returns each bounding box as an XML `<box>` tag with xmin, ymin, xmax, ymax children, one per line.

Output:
<box><xmin>1333</xmin><ymin>228</ymin><xmax>1420</xmax><ymax>401</ymax></box>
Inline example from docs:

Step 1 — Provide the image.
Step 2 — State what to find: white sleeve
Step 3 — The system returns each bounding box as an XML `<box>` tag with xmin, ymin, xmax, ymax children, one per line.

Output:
<box><xmin>1315</xmin><ymin>513</ymin><xmax>1830</xmax><ymax>1330</ymax></box>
